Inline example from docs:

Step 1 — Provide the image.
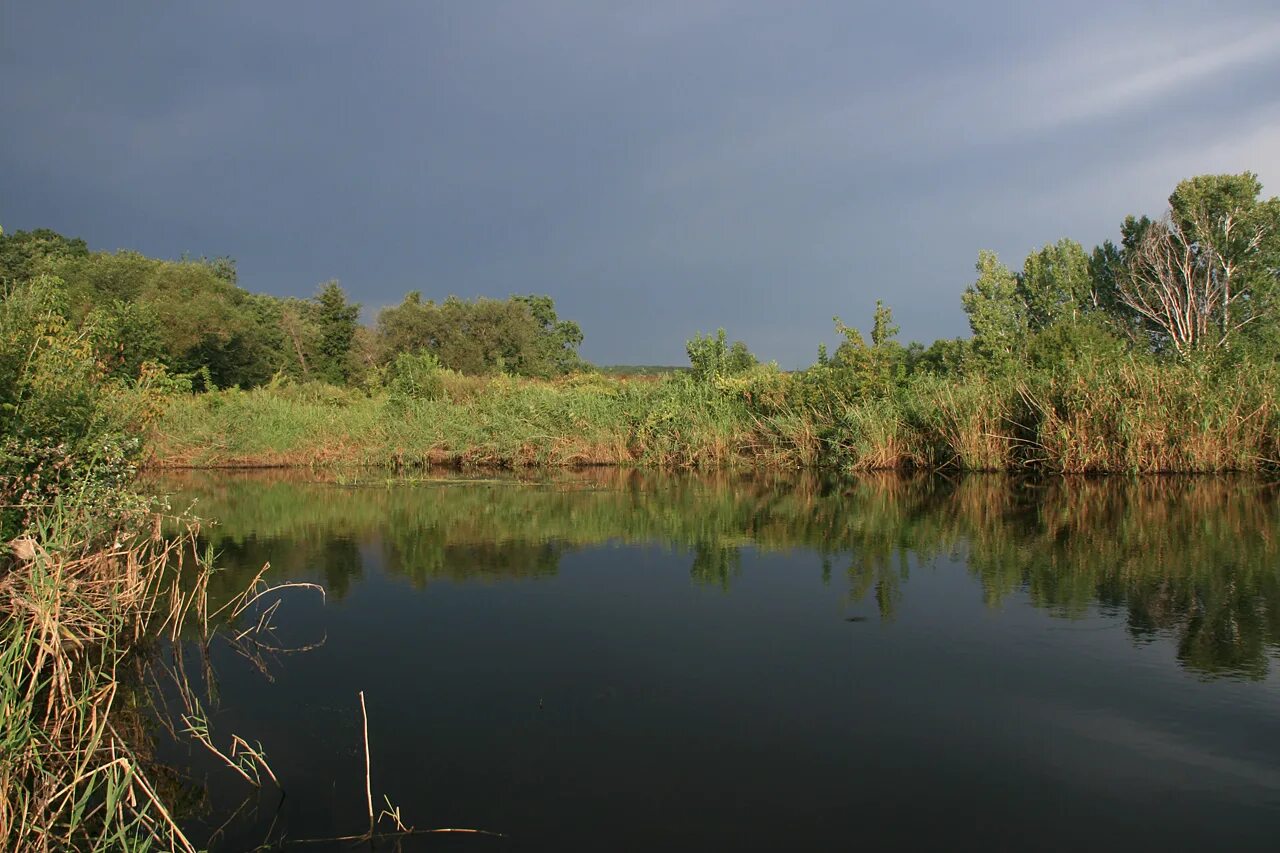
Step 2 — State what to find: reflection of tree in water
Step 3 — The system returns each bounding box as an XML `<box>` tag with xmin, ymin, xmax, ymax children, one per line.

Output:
<box><xmin>384</xmin><ymin>536</ymin><xmax>563</xmax><ymax>587</ymax></box>
<box><xmin>163</xmin><ymin>469</ymin><xmax>1280</xmax><ymax>679</ymax></box>
<box><xmin>320</xmin><ymin>537</ymin><xmax>362</xmax><ymax>599</ymax></box>
<box><xmin>846</xmin><ymin>553</ymin><xmax>904</xmax><ymax>621</ymax></box>
<box><xmin>690</xmin><ymin>540</ymin><xmax>741</xmax><ymax>590</ymax></box>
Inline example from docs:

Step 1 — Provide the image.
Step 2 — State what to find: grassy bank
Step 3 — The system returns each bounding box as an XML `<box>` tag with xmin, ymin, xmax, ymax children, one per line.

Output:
<box><xmin>148</xmin><ymin>359</ymin><xmax>1280</xmax><ymax>474</ymax></box>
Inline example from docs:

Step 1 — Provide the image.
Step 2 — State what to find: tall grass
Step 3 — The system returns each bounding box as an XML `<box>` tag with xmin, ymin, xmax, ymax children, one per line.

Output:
<box><xmin>1024</xmin><ymin>360</ymin><xmax>1280</xmax><ymax>473</ymax></box>
<box><xmin>1</xmin><ymin>276</ymin><xmax>301</xmax><ymax>851</ymax></box>
<box><xmin>146</xmin><ymin>359</ymin><xmax>1280</xmax><ymax>475</ymax></box>
<box><xmin>1</xmin><ymin>510</ymin><xmax>206</xmax><ymax>852</ymax></box>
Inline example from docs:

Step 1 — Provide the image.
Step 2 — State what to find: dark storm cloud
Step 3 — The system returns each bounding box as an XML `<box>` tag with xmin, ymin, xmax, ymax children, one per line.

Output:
<box><xmin>2</xmin><ymin>1</ymin><xmax>1278</xmax><ymax>365</ymax></box>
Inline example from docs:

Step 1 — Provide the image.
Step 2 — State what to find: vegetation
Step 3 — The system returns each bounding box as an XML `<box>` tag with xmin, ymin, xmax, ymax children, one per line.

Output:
<box><xmin>143</xmin><ymin>354</ymin><xmax>1280</xmax><ymax>474</ymax></box>
<box><xmin>4</xmin><ymin>171</ymin><xmax>1280</xmax><ymax>477</ymax></box>
<box><xmin>0</xmin><ymin>275</ymin><xmax>311</xmax><ymax>850</ymax></box>
<box><xmin>2</xmin><ymin>171</ymin><xmax>1278</xmax><ymax>846</ymax></box>
<box><xmin>0</xmin><ymin>231</ymin><xmax>586</xmax><ymax>390</ymax></box>
<box><xmin>0</xmin><ymin>273</ymin><xmax>189</xmax><ymax>849</ymax></box>
<box><xmin>376</xmin><ymin>291</ymin><xmax>583</xmax><ymax>378</ymax></box>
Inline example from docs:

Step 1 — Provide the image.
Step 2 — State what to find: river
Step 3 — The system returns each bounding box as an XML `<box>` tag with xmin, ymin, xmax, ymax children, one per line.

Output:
<box><xmin>145</xmin><ymin>470</ymin><xmax>1280</xmax><ymax>851</ymax></box>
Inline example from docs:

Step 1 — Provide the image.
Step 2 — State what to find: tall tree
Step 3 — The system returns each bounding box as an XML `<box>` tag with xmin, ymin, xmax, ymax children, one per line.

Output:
<box><xmin>1018</xmin><ymin>239</ymin><xmax>1092</xmax><ymax>330</ymax></box>
<box><xmin>313</xmin><ymin>281</ymin><xmax>360</xmax><ymax>384</ymax></box>
<box><xmin>961</xmin><ymin>250</ymin><xmax>1026</xmax><ymax>365</ymax></box>
<box><xmin>512</xmin><ymin>294</ymin><xmax>584</xmax><ymax>376</ymax></box>
<box><xmin>375</xmin><ymin>292</ymin><xmax>584</xmax><ymax>377</ymax></box>
<box><xmin>1117</xmin><ymin>173</ymin><xmax>1279</xmax><ymax>357</ymax></box>
<box><xmin>0</xmin><ymin>228</ymin><xmax>89</xmax><ymax>281</ymax></box>
<box><xmin>870</xmin><ymin>300</ymin><xmax>900</xmax><ymax>347</ymax></box>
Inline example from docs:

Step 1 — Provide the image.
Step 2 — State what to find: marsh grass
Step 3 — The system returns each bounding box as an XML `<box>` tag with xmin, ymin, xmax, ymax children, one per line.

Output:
<box><xmin>1024</xmin><ymin>361</ymin><xmax>1280</xmax><ymax>473</ymax></box>
<box><xmin>0</xmin><ymin>499</ymin><xmax>322</xmax><ymax>851</ymax></box>
<box><xmin>147</xmin><ymin>360</ymin><xmax>1280</xmax><ymax>475</ymax></box>
<box><xmin>1</xmin><ymin>517</ymin><xmax>206</xmax><ymax>852</ymax></box>
<box><xmin>0</xmin><ymin>274</ymin><xmax>332</xmax><ymax>850</ymax></box>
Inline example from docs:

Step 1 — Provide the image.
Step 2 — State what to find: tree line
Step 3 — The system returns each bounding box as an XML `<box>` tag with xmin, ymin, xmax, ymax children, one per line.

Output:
<box><xmin>0</xmin><ymin>230</ymin><xmax>584</xmax><ymax>390</ymax></box>
<box><xmin>698</xmin><ymin>172</ymin><xmax>1280</xmax><ymax>387</ymax></box>
<box><xmin>2</xmin><ymin>172</ymin><xmax>1277</xmax><ymax>396</ymax></box>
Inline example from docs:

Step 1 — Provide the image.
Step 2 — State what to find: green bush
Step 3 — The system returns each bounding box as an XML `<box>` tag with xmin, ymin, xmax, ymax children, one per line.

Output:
<box><xmin>686</xmin><ymin>329</ymin><xmax>757</xmax><ymax>381</ymax></box>
<box><xmin>0</xmin><ymin>278</ymin><xmax>152</xmax><ymax>540</ymax></box>
<box><xmin>386</xmin><ymin>350</ymin><xmax>446</xmax><ymax>402</ymax></box>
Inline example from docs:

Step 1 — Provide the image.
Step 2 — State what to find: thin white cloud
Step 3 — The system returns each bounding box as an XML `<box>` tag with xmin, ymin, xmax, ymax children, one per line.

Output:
<box><xmin>644</xmin><ymin>11</ymin><xmax>1280</xmax><ymax>197</ymax></box>
<box><xmin>1007</xmin><ymin>17</ymin><xmax>1280</xmax><ymax>134</ymax></box>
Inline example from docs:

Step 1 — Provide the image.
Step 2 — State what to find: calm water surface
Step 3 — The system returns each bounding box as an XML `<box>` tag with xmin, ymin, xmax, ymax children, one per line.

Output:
<box><xmin>148</xmin><ymin>470</ymin><xmax>1280</xmax><ymax>851</ymax></box>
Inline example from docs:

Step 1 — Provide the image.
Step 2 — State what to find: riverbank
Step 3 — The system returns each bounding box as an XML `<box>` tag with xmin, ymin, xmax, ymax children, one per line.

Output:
<box><xmin>148</xmin><ymin>360</ymin><xmax>1280</xmax><ymax>474</ymax></box>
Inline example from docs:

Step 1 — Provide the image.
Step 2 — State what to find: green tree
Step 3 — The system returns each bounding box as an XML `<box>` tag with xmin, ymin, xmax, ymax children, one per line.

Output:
<box><xmin>901</xmin><ymin>337</ymin><xmax>969</xmax><ymax>377</ymax></box>
<box><xmin>1169</xmin><ymin>173</ymin><xmax>1280</xmax><ymax>345</ymax></box>
<box><xmin>375</xmin><ymin>292</ymin><xmax>583</xmax><ymax>377</ymax></box>
<box><xmin>512</xmin><ymin>294</ymin><xmax>584</xmax><ymax>376</ymax></box>
<box><xmin>686</xmin><ymin>329</ymin><xmax>756</xmax><ymax>381</ymax></box>
<box><xmin>0</xmin><ymin>228</ymin><xmax>89</xmax><ymax>281</ymax></box>
<box><xmin>84</xmin><ymin>300</ymin><xmax>165</xmax><ymax>379</ymax></box>
<box><xmin>313</xmin><ymin>281</ymin><xmax>360</xmax><ymax>384</ymax></box>
<box><xmin>1018</xmin><ymin>239</ymin><xmax>1092</xmax><ymax>330</ymax></box>
<box><xmin>832</xmin><ymin>302</ymin><xmax>903</xmax><ymax>394</ymax></box>
<box><xmin>870</xmin><ymin>299</ymin><xmax>899</xmax><ymax>348</ymax></box>
<box><xmin>1117</xmin><ymin>173</ymin><xmax>1280</xmax><ymax>357</ymax></box>
<box><xmin>17</xmin><ymin>240</ymin><xmax>293</xmax><ymax>387</ymax></box>
<box><xmin>961</xmin><ymin>250</ymin><xmax>1026</xmax><ymax>365</ymax></box>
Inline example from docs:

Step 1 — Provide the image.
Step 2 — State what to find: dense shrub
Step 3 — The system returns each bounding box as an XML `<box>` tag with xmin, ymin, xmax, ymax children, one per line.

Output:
<box><xmin>386</xmin><ymin>350</ymin><xmax>446</xmax><ymax>402</ymax></box>
<box><xmin>0</xmin><ymin>278</ymin><xmax>155</xmax><ymax>538</ymax></box>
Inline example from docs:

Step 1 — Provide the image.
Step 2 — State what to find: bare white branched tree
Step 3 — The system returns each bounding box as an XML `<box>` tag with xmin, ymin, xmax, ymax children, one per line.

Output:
<box><xmin>1118</xmin><ymin>175</ymin><xmax>1277</xmax><ymax>358</ymax></box>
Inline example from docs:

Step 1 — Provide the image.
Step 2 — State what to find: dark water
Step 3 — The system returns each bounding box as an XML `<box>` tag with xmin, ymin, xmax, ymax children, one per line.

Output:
<box><xmin>147</xmin><ymin>470</ymin><xmax>1280</xmax><ymax>851</ymax></box>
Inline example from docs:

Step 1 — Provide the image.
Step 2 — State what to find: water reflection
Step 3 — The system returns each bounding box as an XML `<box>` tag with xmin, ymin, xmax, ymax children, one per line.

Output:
<box><xmin>154</xmin><ymin>469</ymin><xmax>1280</xmax><ymax>680</ymax></box>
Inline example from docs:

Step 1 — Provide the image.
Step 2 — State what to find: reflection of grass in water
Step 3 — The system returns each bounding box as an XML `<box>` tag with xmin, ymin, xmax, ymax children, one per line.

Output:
<box><xmin>150</xmin><ymin>470</ymin><xmax>1280</xmax><ymax>680</ymax></box>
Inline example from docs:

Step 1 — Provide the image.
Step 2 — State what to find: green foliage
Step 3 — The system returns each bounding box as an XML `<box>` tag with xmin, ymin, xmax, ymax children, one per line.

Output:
<box><xmin>4</xmin><ymin>225</ymin><xmax>592</xmax><ymax>391</ymax></box>
<box><xmin>903</xmin><ymin>337</ymin><xmax>969</xmax><ymax>376</ymax></box>
<box><xmin>376</xmin><ymin>292</ymin><xmax>583</xmax><ymax>378</ymax></box>
<box><xmin>1110</xmin><ymin>174</ymin><xmax>1279</xmax><ymax>357</ymax></box>
<box><xmin>0</xmin><ymin>227</ymin><xmax>89</xmax><ymax>282</ymax></box>
<box><xmin>5</xmin><ymin>169</ymin><xmax>1280</xmax><ymax>482</ymax></box>
<box><xmin>24</xmin><ymin>246</ymin><xmax>290</xmax><ymax>388</ymax></box>
<box><xmin>0</xmin><ymin>277</ymin><xmax>159</xmax><ymax>539</ymax></box>
<box><xmin>513</xmin><ymin>294</ymin><xmax>585</xmax><ymax>375</ymax></box>
<box><xmin>1018</xmin><ymin>239</ymin><xmax>1092</xmax><ymax>330</ymax></box>
<box><xmin>1023</xmin><ymin>316</ymin><xmax>1129</xmax><ymax>372</ymax></box>
<box><xmin>686</xmin><ymin>329</ymin><xmax>757</xmax><ymax>381</ymax></box>
<box><xmin>386</xmin><ymin>350</ymin><xmax>446</xmax><ymax>402</ymax></box>
<box><xmin>728</xmin><ymin>340</ymin><xmax>757</xmax><ymax>374</ymax></box>
<box><xmin>961</xmin><ymin>250</ymin><xmax>1026</xmax><ymax>365</ymax></box>
<box><xmin>84</xmin><ymin>299</ymin><xmax>165</xmax><ymax>379</ymax></box>
<box><xmin>313</xmin><ymin>281</ymin><xmax>360</xmax><ymax>384</ymax></box>
<box><xmin>1169</xmin><ymin>173</ymin><xmax>1280</xmax><ymax>342</ymax></box>
<box><xmin>827</xmin><ymin>302</ymin><xmax>904</xmax><ymax>396</ymax></box>
<box><xmin>870</xmin><ymin>299</ymin><xmax>899</xmax><ymax>348</ymax></box>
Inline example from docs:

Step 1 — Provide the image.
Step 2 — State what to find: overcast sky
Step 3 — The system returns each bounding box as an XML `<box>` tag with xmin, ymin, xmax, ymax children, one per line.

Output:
<box><xmin>2</xmin><ymin>1</ymin><xmax>1278</xmax><ymax>365</ymax></box>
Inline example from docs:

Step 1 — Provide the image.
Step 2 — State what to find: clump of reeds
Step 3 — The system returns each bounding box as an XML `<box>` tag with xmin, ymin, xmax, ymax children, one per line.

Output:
<box><xmin>1</xmin><ymin>517</ymin><xmax>211</xmax><ymax>852</ymax></box>
<box><xmin>1024</xmin><ymin>360</ymin><xmax>1280</xmax><ymax>473</ymax></box>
